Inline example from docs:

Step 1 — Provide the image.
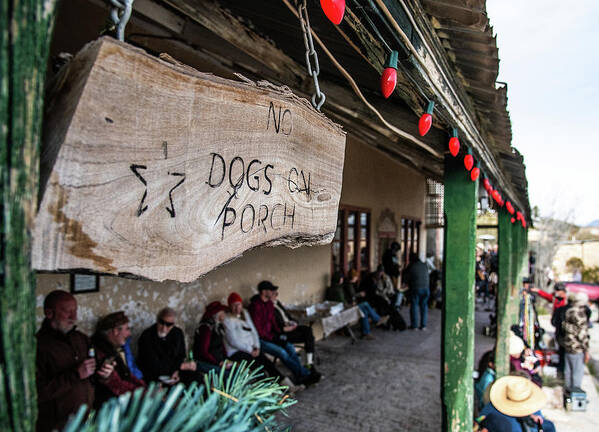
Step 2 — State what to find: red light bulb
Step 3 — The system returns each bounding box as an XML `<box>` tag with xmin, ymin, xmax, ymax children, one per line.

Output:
<box><xmin>448</xmin><ymin>128</ymin><xmax>460</xmax><ymax>157</ymax></box>
<box><xmin>491</xmin><ymin>190</ymin><xmax>500</xmax><ymax>202</ymax></box>
<box><xmin>418</xmin><ymin>101</ymin><xmax>434</xmax><ymax>136</ymax></box>
<box><xmin>483</xmin><ymin>178</ymin><xmax>491</xmax><ymax>191</ymax></box>
<box><xmin>506</xmin><ymin>201</ymin><xmax>514</xmax><ymax>215</ymax></box>
<box><xmin>320</xmin><ymin>0</ymin><xmax>345</xmax><ymax>25</ymax></box>
<box><xmin>464</xmin><ymin>153</ymin><xmax>474</xmax><ymax>171</ymax></box>
<box><xmin>511</xmin><ymin>217</ymin><xmax>516</xmax><ymax>224</ymax></box>
<box><xmin>522</xmin><ymin>219</ymin><xmax>527</xmax><ymax>228</ymax></box>
<box><xmin>516</xmin><ymin>211</ymin><xmax>523</xmax><ymax>221</ymax></box>
<box><xmin>470</xmin><ymin>166</ymin><xmax>480</xmax><ymax>182</ymax></box>
<box><xmin>381</xmin><ymin>51</ymin><xmax>398</xmax><ymax>99</ymax></box>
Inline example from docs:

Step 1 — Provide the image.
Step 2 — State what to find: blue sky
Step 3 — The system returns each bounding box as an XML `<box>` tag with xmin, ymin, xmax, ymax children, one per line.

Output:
<box><xmin>486</xmin><ymin>1</ymin><xmax>599</xmax><ymax>226</ymax></box>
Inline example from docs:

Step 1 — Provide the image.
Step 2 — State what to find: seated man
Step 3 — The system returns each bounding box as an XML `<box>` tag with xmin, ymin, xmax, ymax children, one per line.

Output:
<box><xmin>222</xmin><ymin>292</ymin><xmax>300</xmax><ymax>391</ymax></box>
<box><xmin>362</xmin><ymin>267</ymin><xmax>395</xmax><ymax>317</ymax></box>
<box><xmin>326</xmin><ymin>271</ymin><xmax>387</xmax><ymax>340</ymax></box>
<box><xmin>270</xmin><ymin>288</ymin><xmax>318</xmax><ymax>371</ymax></box>
<box><xmin>476</xmin><ymin>375</ymin><xmax>555</xmax><ymax>432</ymax></box>
<box><xmin>137</xmin><ymin>307</ymin><xmax>200</xmax><ymax>385</ymax></box>
<box><xmin>36</xmin><ymin>290</ymin><xmax>113</xmax><ymax>432</ymax></box>
<box><xmin>249</xmin><ymin>281</ymin><xmax>319</xmax><ymax>385</ymax></box>
<box><xmin>92</xmin><ymin>311</ymin><xmax>146</xmax><ymax>406</ymax></box>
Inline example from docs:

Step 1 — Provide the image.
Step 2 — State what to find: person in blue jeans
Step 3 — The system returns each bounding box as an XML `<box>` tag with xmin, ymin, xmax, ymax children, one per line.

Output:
<box><xmin>404</xmin><ymin>252</ymin><xmax>430</xmax><ymax>330</ymax></box>
<box><xmin>326</xmin><ymin>271</ymin><xmax>388</xmax><ymax>339</ymax></box>
<box><xmin>249</xmin><ymin>281</ymin><xmax>319</xmax><ymax>385</ymax></box>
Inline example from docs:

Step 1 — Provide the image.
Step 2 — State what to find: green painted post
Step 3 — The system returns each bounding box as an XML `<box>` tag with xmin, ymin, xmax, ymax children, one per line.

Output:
<box><xmin>495</xmin><ymin>210</ymin><xmax>512</xmax><ymax>377</ymax></box>
<box><xmin>0</xmin><ymin>1</ymin><xmax>57</xmax><ymax>430</ymax></box>
<box><xmin>442</xmin><ymin>155</ymin><xmax>477</xmax><ymax>431</ymax></box>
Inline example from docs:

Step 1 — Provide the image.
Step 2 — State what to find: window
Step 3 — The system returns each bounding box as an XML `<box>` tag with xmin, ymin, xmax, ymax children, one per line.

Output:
<box><xmin>331</xmin><ymin>206</ymin><xmax>371</xmax><ymax>277</ymax></box>
<box><xmin>425</xmin><ymin>179</ymin><xmax>444</xmax><ymax>228</ymax></box>
<box><xmin>401</xmin><ymin>217</ymin><xmax>421</xmax><ymax>267</ymax></box>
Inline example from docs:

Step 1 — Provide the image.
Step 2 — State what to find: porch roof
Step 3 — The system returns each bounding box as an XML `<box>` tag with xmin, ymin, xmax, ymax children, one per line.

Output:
<box><xmin>144</xmin><ymin>0</ymin><xmax>531</xmax><ymax>218</ymax></box>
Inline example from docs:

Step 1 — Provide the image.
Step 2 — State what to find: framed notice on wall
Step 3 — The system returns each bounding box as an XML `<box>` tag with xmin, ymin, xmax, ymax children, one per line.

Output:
<box><xmin>70</xmin><ymin>274</ymin><xmax>100</xmax><ymax>294</ymax></box>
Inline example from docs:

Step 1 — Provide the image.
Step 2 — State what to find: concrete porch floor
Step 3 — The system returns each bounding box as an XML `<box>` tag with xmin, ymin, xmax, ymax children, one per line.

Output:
<box><xmin>279</xmin><ymin>305</ymin><xmax>495</xmax><ymax>431</ymax></box>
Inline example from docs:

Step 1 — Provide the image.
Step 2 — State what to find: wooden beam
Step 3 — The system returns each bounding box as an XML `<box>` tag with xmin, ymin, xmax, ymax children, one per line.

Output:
<box><xmin>33</xmin><ymin>37</ymin><xmax>346</xmax><ymax>282</ymax></box>
<box><xmin>442</xmin><ymin>154</ymin><xmax>476</xmax><ymax>431</ymax></box>
<box><xmin>0</xmin><ymin>0</ymin><xmax>58</xmax><ymax>430</ymax></box>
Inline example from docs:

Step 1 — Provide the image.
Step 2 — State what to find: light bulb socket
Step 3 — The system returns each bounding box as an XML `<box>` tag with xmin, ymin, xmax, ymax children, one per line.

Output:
<box><xmin>425</xmin><ymin>101</ymin><xmax>435</xmax><ymax>115</ymax></box>
<box><xmin>451</xmin><ymin>128</ymin><xmax>458</xmax><ymax>138</ymax></box>
<box><xmin>384</xmin><ymin>50</ymin><xmax>399</xmax><ymax>70</ymax></box>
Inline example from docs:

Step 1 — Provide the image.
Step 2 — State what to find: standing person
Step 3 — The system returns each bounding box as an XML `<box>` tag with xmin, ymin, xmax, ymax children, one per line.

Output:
<box><xmin>531</xmin><ymin>284</ymin><xmax>567</xmax><ymax>312</ymax></box>
<box><xmin>137</xmin><ymin>307</ymin><xmax>200</xmax><ymax>385</ymax></box>
<box><xmin>561</xmin><ymin>292</ymin><xmax>591</xmax><ymax>391</ymax></box>
<box><xmin>36</xmin><ymin>291</ymin><xmax>113</xmax><ymax>432</ymax></box>
<box><xmin>382</xmin><ymin>241</ymin><xmax>401</xmax><ymax>288</ymax></box>
<box><xmin>92</xmin><ymin>311</ymin><xmax>146</xmax><ymax>407</ymax></box>
<box><xmin>249</xmin><ymin>281</ymin><xmax>319</xmax><ymax>385</ymax></box>
<box><xmin>404</xmin><ymin>252</ymin><xmax>430</xmax><ymax>330</ymax></box>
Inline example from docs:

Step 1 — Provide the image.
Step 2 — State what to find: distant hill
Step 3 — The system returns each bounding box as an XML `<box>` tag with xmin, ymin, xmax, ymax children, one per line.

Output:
<box><xmin>587</xmin><ymin>219</ymin><xmax>599</xmax><ymax>227</ymax></box>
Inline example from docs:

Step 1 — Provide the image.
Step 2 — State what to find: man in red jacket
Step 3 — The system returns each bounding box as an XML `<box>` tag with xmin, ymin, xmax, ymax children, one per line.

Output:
<box><xmin>249</xmin><ymin>281</ymin><xmax>319</xmax><ymax>385</ymax></box>
<box><xmin>531</xmin><ymin>284</ymin><xmax>567</xmax><ymax>311</ymax></box>
<box><xmin>36</xmin><ymin>290</ymin><xmax>113</xmax><ymax>432</ymax></box>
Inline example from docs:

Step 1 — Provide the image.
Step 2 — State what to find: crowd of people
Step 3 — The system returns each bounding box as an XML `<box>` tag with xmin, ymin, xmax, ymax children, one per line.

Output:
<box><xmin>475</xmin><ymin>245</ymin><xmax>499</xmax><ymax>307</ymax></box>
<box><xmin>36</xmin><ymin>282</ymin><xmax>321</xmax><ymax>432</ymax></box>
<box><xmin>327</xmin><ymin>243</ymin><xmax>443</xmax><ymax>336</ymax></box>
<box><xmin>473</xmin><ymin>280</ymin><xmax>595</xmax><ymax>432</ymax></box>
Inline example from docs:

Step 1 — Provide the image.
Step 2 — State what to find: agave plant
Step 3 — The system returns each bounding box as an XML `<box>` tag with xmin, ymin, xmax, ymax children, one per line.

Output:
<box><xmin>62</xmin><ymin>362</ymin><xmax>296</xmax><ymax>432</ymax></box>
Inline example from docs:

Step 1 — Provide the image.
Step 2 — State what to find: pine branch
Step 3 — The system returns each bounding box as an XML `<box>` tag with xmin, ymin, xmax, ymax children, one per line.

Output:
<box><xmin>62</xmin><ymin>361</ymin><xmax>296</xmax><ymax>432</ymax></box>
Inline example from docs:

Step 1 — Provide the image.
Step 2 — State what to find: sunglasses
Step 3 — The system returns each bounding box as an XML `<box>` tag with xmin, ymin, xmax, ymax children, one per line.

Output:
<box><xmin>158</xmin><ymin>318</ymin><xmax>175</xmax><ymax>327</ymax></box>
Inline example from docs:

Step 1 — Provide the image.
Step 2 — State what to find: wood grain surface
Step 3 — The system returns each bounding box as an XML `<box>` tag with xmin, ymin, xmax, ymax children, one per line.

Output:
<box><xmin>33</xmin><ymin>37</ymin><xmax>346</xmax><ymax>282</ymax></box>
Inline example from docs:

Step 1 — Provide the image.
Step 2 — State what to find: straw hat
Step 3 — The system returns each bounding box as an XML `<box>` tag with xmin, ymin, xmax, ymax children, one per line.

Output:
<box><xmin>508</xmin><ymin>331</ymin><xmax>525</xmax><ymax>357</ymax></box>
<box><xmin>490</xmin><ymin>376</ymin><xmax>547</xmax><ymax>417</ymax></box>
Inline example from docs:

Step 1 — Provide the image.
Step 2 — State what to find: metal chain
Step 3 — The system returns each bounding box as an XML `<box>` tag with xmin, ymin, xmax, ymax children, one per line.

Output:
<box><xmin>297</xmin><ymin>0</ymin><xmax>326</xmax><ymax>110</ymax></box>
<box><xmin>109</xmin><ymin>0</ymin><xmax>135</xmax><ymax>41</ymax></box>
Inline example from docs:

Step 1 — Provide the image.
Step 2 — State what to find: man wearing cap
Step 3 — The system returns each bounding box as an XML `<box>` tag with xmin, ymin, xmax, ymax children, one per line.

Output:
<box><xmin>223</xmin><ymin>292</ymin><xmax>299</xmax><ymax>390</ymax></box>
<box><xmin>92</xmin><ymin>311</ymin><xmax>146</xmax><ymax>406</ymax></box>
<box><xmin>531</xmin><ymin>284</ymin><xmax>567</xmax><ymax>311</ymax></box>
<box><xmin>476</xmin><ymin>375</ymin><xmax>555</xmax><ymax>432</ymax></box>
<box><xmin>137</xmin><ymin>307</ymin><xmax>200</xmax><ymax>385</ymax></box>
<box><xmin>36</xmin><ymin>290</ymin><xmax>114</xmax><ymax>432</ymax></box>
<box><xmin>249</xmin><ymin>281</ymin><xmax>318</xmax><ymax>385</ymax></box>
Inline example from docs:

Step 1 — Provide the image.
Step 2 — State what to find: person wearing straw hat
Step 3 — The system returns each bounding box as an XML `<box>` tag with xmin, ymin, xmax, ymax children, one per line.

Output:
<box><xmin>476</xmin><ymin>375</ymin><xmax>555</xmax><ymax>432</ymax></box>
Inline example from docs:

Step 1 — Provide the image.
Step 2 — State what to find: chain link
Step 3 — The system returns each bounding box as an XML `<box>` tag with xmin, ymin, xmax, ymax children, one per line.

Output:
<box><xmin>297</xmin><ymin>0</ymin><xmax>326</xmax><ymax>110</ymax></box>
<box><xmin>109</xmin><ymin>0</ymin><xmax>135</xmax><ymax>41</ymax></box>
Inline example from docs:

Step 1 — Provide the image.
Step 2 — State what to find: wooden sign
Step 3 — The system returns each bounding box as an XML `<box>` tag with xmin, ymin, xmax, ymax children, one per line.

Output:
<box><xmin>33</xmin><ymin>37</ymin><xmax>346</xmax><ymax>282</ymax></box>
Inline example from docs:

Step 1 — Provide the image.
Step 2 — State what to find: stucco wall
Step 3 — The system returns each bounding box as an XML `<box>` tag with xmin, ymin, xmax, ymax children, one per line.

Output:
<box><xmin>36</xmin><ymin>243</ymin><xmax>330</xmax><ymax>347</ymax></box>
<box><xmin>36</xmin><ymin>134</ymin><xmax>426</xmax><ymax>347</ymax></box>
<box><xmin>340</xmin><ymin>136</ymin><xmax>427</xmax><ymax>267</ymax></box>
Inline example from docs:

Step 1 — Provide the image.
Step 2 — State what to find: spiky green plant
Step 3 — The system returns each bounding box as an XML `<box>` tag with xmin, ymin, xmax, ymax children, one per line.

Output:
<box><xmin>62</xmin><ymin>362</ymin><xmax>296</xmax><ymax>432</ymax></box>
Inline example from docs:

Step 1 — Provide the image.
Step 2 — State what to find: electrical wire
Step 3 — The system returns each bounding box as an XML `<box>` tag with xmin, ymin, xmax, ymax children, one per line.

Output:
<box><xmin>281</xmin><ymin>0</ymin><xmax>441</xmax><ymax>158</ymax></box>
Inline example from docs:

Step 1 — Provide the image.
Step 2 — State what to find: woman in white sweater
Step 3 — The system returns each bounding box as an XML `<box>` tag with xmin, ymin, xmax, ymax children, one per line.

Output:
<box><xmin>223</xmin><ymin>292</ymin><xmax>294</xmax><ymax>387</ymax></box>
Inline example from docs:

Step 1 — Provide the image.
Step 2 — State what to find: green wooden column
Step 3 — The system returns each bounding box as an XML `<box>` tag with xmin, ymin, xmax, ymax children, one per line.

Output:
<box><xmin>495</xmin><ymin>210</ymin><xmax>513</xmax><ymax>377</ymax></box>
<box><xmin>442</xmin><ymin>155</ymin><xmax>477</xmax><ymax>431</ymax></box>
<box><xmin>1</xmin><ymin>1</ymin><xmax>57</xmax><ymax>430</ymax></box>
